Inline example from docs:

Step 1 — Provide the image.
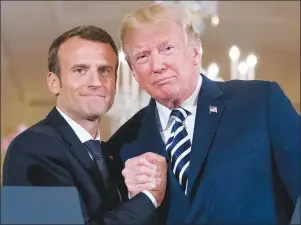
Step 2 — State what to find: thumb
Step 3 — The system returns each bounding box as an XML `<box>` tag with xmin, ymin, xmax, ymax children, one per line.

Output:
<box><xmin>145</xmin><ymin>152</ymin><xmax>158</xmax><ymax>165</ymax></box>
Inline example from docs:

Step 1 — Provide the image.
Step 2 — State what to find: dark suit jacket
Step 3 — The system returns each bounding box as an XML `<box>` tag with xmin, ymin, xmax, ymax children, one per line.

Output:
<box><xmin>107</xmin><ymin>75</ymin><xmax>300</xmax><ymax>225</ymax></box>
<box><xmin>3</xmin><ymin>108</ymin><xmax>157</xmax><ymax>225</ymax></box>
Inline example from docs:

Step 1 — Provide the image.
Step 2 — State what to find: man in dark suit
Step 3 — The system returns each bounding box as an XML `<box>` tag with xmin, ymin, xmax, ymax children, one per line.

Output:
<box><xmin>108</xmin><ymin>2</ymin><xmax>300</xmax><ymax>225</ymax></box>
<box><xmin>3</xmin><ymin>25</ymin><xmax>167</xmax><ymax>225</ymax></box>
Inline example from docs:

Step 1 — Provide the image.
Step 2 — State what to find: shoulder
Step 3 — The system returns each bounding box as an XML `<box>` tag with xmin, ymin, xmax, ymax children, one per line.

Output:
<box><xmin>5</xmin><ymin>120</ymin><xmax>66</xmax><ymax>159</ymax></box>
<box><xmin>216</xmin><ymin>79</ymin><xmax>279</xmax><ymax>102</ymax></box>
<box><xmin>218</xmin><ymin>79</ymin><xmax>272</xmax><ymax>94</ymax></box>
<box><xmin>105</xmin><ymin>106</ymin><xmax>148</xmax><ymax>150</ymax></box>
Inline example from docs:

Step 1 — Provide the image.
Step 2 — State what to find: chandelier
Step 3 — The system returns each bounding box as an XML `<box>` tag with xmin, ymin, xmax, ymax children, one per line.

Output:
<box><xmin>155</xmin><ymin>1</ymin><xmax>219</xmax><ymax>36</ymax></box>
<box><xmin>205</xmin><ymin>45</ymin><xmax>258</xmax><ymax>82</ymax></box>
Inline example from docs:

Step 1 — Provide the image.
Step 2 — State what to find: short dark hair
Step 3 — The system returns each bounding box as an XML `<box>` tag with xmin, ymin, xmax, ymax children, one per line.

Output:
<box><xmin>48</xmin><ymin>25</ymin><xmax>119</xmax><ymax>78</ymax></box>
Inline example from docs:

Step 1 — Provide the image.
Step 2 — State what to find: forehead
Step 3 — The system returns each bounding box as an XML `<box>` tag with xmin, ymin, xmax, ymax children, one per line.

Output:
<box><xmin>124</xmin><ymin>20</ymin><xmax>186</xmax><ymax>52</ymax></box>
<box><xmin>58</xmin><ymin>37</ymin><xmax>117</xmax><ymax>64</ymax></box>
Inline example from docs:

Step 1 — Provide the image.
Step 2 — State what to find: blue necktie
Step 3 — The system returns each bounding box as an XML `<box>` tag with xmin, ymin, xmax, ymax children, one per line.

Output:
<box><xmin>84</xmin><ymin>140</ymin><xmax>109</xmax><ymax>190</ymax></box>
<box><xmin>166</xmin><ymin>108</ymin><xmax>192</xmax><ymax>194</ymax></box>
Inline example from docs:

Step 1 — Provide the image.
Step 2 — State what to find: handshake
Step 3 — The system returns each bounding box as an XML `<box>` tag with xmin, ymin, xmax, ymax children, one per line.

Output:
<box><xmin>122</xmin><ymin>152</ymin><xmax>168</xmax><ymax>206</ymax></box>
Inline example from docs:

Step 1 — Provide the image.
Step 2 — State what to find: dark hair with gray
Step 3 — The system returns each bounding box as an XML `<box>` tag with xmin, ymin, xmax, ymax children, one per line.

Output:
<box><xmin>48</xmin><ymin>25</ymin><xmax>119</xmax><ymax>78</ymax></box>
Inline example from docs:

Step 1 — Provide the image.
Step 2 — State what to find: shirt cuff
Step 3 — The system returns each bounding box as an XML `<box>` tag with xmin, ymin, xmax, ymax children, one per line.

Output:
<box><xmin>128</xmin><ymin>191</ymin><xmax>158</xmax><ymax>208</ymax></box>
<box><xmin>142</xmin><ymin>190</ymin><xmax>158</xmax><ymax>208</ymax></box>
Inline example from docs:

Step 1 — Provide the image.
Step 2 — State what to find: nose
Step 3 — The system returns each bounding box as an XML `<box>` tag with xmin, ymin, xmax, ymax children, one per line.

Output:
<box><xmin>151</xmin><ymin>53</ymin><xmax>167</xmax><ymax>74</ymax></box>
<box><xmin>88</xmin><ymin>69</ymin><xmax>102</xmax><ymax>87</ymax></box>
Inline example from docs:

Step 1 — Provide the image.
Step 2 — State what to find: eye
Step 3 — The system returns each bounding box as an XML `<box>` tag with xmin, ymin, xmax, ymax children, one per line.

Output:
<box><xmin>99</xmin><ymin>67</ymin><xmax>112</xmax><ymax>76</ymax></box>
<box><xmin>137</xmin><ymin>54</ymin><xmax>148</xmax><ymax>61</ymax></box>
<box><xmin>163</xmin><ymin>45</ymin><xmax>174</xmax><ymax>52</ymax></box>
<box><xmin>74</xmin><ymin>67</ymin><xmax>85</xmax><ymax>74</ymax></box>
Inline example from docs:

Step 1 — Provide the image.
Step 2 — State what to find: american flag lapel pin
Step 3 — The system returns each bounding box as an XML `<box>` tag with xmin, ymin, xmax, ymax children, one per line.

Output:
<box><xmin>209</xmin><ymin>106</ymin><xmax>218</xmax><ymax>114</ymax></box>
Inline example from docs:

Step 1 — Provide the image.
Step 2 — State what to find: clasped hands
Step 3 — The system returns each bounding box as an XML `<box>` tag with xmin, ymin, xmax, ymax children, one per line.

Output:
<box><xmin>122</xmin><ymin>152</ymin><xmax>167</xmax><ymax>206</ymax></box>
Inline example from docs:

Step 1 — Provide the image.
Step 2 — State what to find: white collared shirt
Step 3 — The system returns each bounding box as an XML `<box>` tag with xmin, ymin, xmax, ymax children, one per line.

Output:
<box><xmin>56</xmin><ymin>107</ymin><xmax>158</xmax><ymax>208</ymax></box>
<box><xmin>56</xmin><ymin>107</ymin><xmax>101</xmax><ymax>143</ymax></box>
<box><xmin>56</xmin><ymin>107</ymin><xmax>100</xmax><ymax>159</ymax></box>
<box><xmin>156</xmin><ymin>75</ymin><xmax>202</xmax><ymax>144</ymax></box>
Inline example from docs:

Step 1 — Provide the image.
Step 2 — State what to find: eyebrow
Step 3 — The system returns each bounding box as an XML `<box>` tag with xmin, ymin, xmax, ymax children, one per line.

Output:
<box><xmin>70</xmin><ymin>63</ymin><xmax>114</xmax><ymax>70</ymax></box>
<box><xmin>158</xmin><ymin>41</ymin><xmax>170</xmax><ymax>49</ymax></box>
<box><xmin>134</xmin><ymin>40</ymin><xmax>170</xmax><ymax>55</ymax></box>
<box><xmin>70</xmin><ymin>64</ymin><xmax>89</xmax><ymax>70</ymax></box>
<box><xmin>135</xmin><ymin>50</ymin><xmax>149</xmax><ymax>56</ymax></box>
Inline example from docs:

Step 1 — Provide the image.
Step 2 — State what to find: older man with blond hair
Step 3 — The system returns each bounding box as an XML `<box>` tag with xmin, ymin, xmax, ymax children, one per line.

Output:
<box><xmin>108</xmin><ymin>2</ymin><xmax>300</xmax><ymax>225</ymax></box>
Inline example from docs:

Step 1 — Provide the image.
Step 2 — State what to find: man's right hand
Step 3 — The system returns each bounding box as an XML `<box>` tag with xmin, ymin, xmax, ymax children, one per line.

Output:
<box><xmin>122</xmin><ymin>152</ymin><xmax>167</xmax><ymax>206</ymax></box>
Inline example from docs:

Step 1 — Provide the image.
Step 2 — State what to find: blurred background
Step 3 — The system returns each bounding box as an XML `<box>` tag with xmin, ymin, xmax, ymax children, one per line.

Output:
<box><xmin>1</xmin><ymin>1</ymin><xmax>300</xmax><ymax>173</ymax></box>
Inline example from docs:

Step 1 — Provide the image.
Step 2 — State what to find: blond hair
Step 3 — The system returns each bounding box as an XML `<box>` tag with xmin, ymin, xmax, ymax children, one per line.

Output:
<box><xmin>120</xmin><ymin>2</ymin><xmax>201</xmax><ymax>51</ymax></box>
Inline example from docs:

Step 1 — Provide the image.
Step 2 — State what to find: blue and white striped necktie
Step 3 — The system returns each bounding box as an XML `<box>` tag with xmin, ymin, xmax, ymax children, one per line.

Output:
<box><xmin>166</xmin><ymin>107</ymin><xmax>191</xmax><ymax>194</ymax></box>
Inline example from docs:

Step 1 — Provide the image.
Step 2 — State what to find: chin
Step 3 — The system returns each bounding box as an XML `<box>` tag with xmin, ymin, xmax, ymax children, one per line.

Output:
<box><xmin>160</xmin><ymin>87</ymin><xmax>179</xmax><ymax>98</ymax></box>
<box><xmin>84</xmin><ymin>108</ymin><xmax>107</xmax><ymax>120</ymax></box>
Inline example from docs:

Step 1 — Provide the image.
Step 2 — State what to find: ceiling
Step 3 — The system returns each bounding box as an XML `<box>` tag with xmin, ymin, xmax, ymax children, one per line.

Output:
<box><xmin>1</xmin><ymin>1</ymin><xmax>300</xmax><ymax>106</ymax></box>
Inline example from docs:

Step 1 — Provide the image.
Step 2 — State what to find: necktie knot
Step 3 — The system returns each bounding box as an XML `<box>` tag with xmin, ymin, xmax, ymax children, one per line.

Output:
<box><xmin>84</xmin><ymin>140</ymin><xmax>103</xmax><ymax>160</ymax></box>
<box><xmin>170</xmin><ymin>107</ymin><xmax>191</xmax><ymax>123</ymax></box>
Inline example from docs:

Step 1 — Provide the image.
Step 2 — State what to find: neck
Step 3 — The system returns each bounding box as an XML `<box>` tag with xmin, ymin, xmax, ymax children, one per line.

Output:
<box><xmin>78</xmin><ymin>119</ymin><xmax>100</xmax><ymax>139</ymax></box>
<box><xmin>56</xmin><ymin>105</ymin><xmax>100</xmax><ymax>138</ymax></box>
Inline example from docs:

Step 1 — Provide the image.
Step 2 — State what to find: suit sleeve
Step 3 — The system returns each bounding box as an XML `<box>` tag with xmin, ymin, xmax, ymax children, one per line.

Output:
<box><xmin>267</xmin><ymin>82</ymin><xmax>300</xmax><ymax>204</ymax></box>
<box><xmin>3</xmin><ymin>131</ymin><xmax>158</xmax><ymax>225</ymax></box>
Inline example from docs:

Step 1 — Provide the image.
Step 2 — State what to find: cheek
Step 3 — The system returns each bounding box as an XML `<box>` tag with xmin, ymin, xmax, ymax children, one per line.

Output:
<box><xmin>104</xmin><ymin>78</ymin><xmax>117</xmax><ymax>95</ymax></box>
<box><xmin>133</xmin><ymin>65</ymin><xmax>151</xmax><ymax>81</ymax></box>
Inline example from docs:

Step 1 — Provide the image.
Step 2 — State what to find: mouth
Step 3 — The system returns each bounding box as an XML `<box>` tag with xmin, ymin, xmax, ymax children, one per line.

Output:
<box><xmin>153</xmin><ymin>76</ymin><xmax>175</xmax><ymax>85</ymax></box>
<box><xmin>81</xmin><ymin>94</ymin><xmax>105</xmax><ymax>98</ymax></box>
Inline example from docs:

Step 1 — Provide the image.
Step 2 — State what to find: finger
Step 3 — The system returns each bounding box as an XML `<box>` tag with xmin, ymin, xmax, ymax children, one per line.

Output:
<box><xmin>145</xmin><ymin>152</ymin><xmax>159</xmax><ymax>164</ymax></box>
<box><xmin>127</xmin><ymin>181</ymin><xmax>160</xmax><ymax>193</ymax></box>
<box><xmin>125</xmin><ymin>156</ymin><xmax>141</xmax><ymax>168</ymax></box>
<box><xmin>139</xmin><ymin>180</ymin><xmax>160</xmax><ymax>191</ymax></box>
<box><xmin>138</xmin><ymin>157</ymin><xmax>157</xmax><ymax>170</ymax></box>
<box><xmin>145</xmin><ymin>152</ymin><xmax>167</xmax><ymax>166</ymax></box>
<box><xmin>123</xmin><ymin>165</ymin><xmax>157</xmax><ymax>178</ymax></box>
<box><xmin>125</xmin><ymin>154</ymin><xmax>157</xmax><ymax>169</ymax></box>
<box><xmin>126</xmin><ymin>175</ymin><xmax>154</xmax><ymax>185</ymax></box>
<box><xmin>137</xmin><ymin>165</ymin><xmax>158</xmax><ymax>177</ymax></box>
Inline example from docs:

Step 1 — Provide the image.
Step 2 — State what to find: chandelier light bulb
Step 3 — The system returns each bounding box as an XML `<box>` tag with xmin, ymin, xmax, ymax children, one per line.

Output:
<box><xmin>211</xmin><ymin>15</ymin><xmax>219</xmax><ymax>26</ymax></box>
<box><xmin>238</xmin><ymin>61</ymin><xmax>248</xmax><ymax>75</ymax></box>
<box><xmin>246</xmin><ymin>54</ymin><xmax>257</xmax><ymax>67</ymax></box>
<box><xmin>229</xmin><ymin>45</ymin><xmax>240</xmax><ymax>61</ymax></box>
<box><xmin>208</xmin><ymin>62</ymin><xmax>219</xmax><ymax>79</ymax></box>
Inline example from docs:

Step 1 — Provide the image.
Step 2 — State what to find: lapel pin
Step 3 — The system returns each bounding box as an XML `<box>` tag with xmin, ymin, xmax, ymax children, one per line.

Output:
<box><xmin>209</xmin><ymin>106</ymin><xmax>218</xmax><ymax>114</ymax></box>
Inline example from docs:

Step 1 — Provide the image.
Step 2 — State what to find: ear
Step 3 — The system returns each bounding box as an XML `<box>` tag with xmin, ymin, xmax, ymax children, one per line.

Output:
<box><xmin>47</xmin><ymin>72</ymin><xmax>61</xmax><ymax>96</ymax></box>
<box><xmin>192</xmin><ymin>44</ymin><xmax>202</xmax><ymax>66</ymax></box>
<box><xmin>125</xmin><ymin>55</ymin><xmax>140</xmax><ymax>83</ymax></box>
<box><xmin>189</xmin><ymin>38</ymin><xmax>202</xmax><ymax>65</ymax></box>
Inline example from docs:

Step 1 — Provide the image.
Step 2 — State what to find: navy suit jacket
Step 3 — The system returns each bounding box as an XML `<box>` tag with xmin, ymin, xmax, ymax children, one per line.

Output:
<box><xmin>3</xmin><ymin>108</ymin><xmax>158</xmax><ymax>225</ymax></box>
<box><xmin>107</xmin><ymin>75</ymin><xmax>300</xmax><ymax>225</ymax></box>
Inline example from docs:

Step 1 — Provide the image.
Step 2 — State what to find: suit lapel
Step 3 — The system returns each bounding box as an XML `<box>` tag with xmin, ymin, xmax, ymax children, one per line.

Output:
<box><xmin>187</xmin><ymin>75</ymin><xmax>227</xmax><ymax>196</ymax></box>
<box><xmin>136</xmin><ymin>99</ymin><xmax>169</xmax><ymax>159</ymax></box>
<box><xmin>45</xmin><ymin>108</ymin><xmax>107</xmax><ymax>195</ymax></box>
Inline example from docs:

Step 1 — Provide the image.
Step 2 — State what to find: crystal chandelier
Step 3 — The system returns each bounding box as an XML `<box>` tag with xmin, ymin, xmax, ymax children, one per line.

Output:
<box><xmin>204</xmin><ymin>45</ymin><xmax>258</xmax><ymax>82</ymax></box>
<box><xmin>155</xmin><ymin>1</ymin><xmax>219</xmax><ymax>36</ymax></box>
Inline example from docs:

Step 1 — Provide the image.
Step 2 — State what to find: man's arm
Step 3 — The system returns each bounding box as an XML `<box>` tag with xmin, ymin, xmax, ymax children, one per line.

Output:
<box><xmin>3</xmin><ymin>131</ymin><xmax>158</xmax><ymax>225</ymax></box>
<box><xmin>267</xmin><ymin>82</ymin><xmax>300</xmax><ymax>204</ymax></box>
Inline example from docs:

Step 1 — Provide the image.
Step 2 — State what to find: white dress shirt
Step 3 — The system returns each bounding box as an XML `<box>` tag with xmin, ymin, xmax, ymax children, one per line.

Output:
<box><xmin>156</xmin><ymin>75</ymin><xmax>202</xmax><ymax>144</ymax></box>
<box><xmin>56</xmin><ymin>107</ymin><xmax>158</xmax><ymax>208</ymax></box>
